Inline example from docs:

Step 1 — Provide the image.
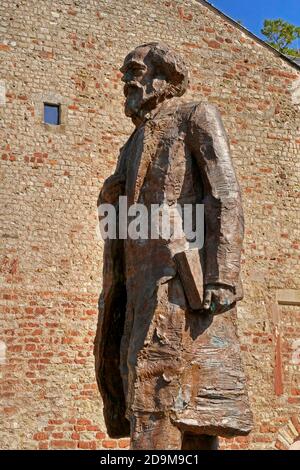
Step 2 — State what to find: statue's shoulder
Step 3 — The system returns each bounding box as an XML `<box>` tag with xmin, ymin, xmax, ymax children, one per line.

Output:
<box><xmin>172</xmin><ymin>101</ymin><xmax>220</xmax><ymax>126</ymax></box>
<box><xmin>157</xmin><ymin>99</ymin><xmax>221</xmax><ymax>128</ymax></box>
<box><xmin>178</xmin><ymin>100</ymin><xmax>220</xmax><ymax>122</ymax></box>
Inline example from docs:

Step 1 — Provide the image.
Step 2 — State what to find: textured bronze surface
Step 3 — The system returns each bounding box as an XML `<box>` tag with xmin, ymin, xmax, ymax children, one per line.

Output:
<box><xmin>94</xmin><ymin>42</ymin><xmax>253</xmax><ymax>449</ymax></box>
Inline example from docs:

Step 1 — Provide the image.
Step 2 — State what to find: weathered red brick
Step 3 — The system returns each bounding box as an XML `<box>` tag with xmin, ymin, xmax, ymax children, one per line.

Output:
<box><xmin>118</xmin><ymin>438</ymin><xmax>130</xmax><ymax>448</ymax></box>
<box><xmin>78</xmin><ymin>441</ymin><xmax>97</xmax><ymax>449</ymax></box>
<box><xmin>203</xmin><ymin>39</ymin><xmax>221</xmax><ymax>49</ymax></box>
<box><xmin>33</xmin><ymin>432</ymin><xmax>48</xmax><ymax>441</ymax></box>
<box><xmin>102</xmin><ymin>440</ymin><xmax>117</xmax><ymax>449</ymax></box>
<box><xmin>50</xmin><ymin>440</ymin><xmax>76</xmax><ymax>449</ymax></box>
<box><xmin>0</xmin><ymin>44</ymin><xmax>10</xmax><ymax>51</ymax></box>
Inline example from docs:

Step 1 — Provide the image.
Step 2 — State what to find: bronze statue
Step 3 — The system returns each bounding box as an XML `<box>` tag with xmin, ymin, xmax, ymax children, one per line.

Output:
<box><xmin>94</xmin><ymin>42</ymin><xmax>253</xmax><ymax>450</ymax></box>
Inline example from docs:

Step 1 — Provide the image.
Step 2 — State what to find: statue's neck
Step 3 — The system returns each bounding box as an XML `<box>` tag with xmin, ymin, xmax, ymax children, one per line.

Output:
<box><xmin>131</xmin><ymin>100</ymin><xmax>167</xmax><ymax>128</ymax></box>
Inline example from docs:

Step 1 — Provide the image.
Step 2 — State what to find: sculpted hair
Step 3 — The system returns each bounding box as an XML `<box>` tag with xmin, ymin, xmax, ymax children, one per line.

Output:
<box><xmin>137</xmin><ymin>42</ymin><xmax>189</xmax><ymax>98</ymax></box>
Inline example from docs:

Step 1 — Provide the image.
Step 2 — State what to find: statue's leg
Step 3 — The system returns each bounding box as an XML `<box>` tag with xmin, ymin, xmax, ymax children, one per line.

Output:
<box><xmin>181</xmin><ymin>433</ymin><xmax>219</xmax><ymax>450</ymax></box>
<box><xmin>130</xmin><ymin>413</ymin><xmax>182</xmax><ymax>450</ymax></box>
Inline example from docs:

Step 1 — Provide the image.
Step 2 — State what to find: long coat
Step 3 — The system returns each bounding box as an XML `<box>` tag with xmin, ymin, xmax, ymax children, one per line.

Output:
<box><xmin>94</xmin><ymin>98</ymin><xmax>253</xmax><ymax>438</ymax></box>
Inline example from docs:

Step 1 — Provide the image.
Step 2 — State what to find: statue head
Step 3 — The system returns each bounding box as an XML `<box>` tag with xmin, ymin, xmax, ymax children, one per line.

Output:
<box><xmin>120</xmin><ymin>42</ymin><xmax>188</xmax><ymax>126</ymax></box>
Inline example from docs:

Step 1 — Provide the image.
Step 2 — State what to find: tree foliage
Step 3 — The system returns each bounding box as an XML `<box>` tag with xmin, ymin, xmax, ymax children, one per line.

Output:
<box><xmin>261</xmin><ymin>19</ymin><xmax>300</xmax><ymax>57</ymax></box>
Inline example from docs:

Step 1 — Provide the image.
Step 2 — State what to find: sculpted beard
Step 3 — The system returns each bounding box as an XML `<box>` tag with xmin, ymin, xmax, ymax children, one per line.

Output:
<box><xmin>124</xmin><ymin>82</ymin><xmax>145</xmax><ymax>118</ymax></box>
<box><xmin>124</xmin><ymin>79</ymin><xmax>167</xmax><ymax>120</ymax></box>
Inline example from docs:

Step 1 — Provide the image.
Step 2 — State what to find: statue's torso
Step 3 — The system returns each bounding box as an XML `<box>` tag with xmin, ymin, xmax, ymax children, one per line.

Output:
<box><xmin>118</xmin><ymin>101</ymin><xmax>204</xmax><ymax>292</ymax></box>
<box><xmin>121</xmin><ymin>100</ymin><xmax>203</xmax><ymax>207</ymax></box>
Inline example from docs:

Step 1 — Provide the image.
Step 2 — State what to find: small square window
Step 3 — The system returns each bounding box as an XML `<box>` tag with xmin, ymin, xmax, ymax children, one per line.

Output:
<box><xmin>44</xmin><ymin>103</ymin><xmax>60</xmax><ymax>125</ymax></box>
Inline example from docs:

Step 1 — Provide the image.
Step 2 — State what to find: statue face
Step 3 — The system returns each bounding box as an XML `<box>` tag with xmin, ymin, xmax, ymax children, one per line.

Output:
<box><xmin>120</xmin><ymin>46</ymin><xmax>166</xmax><ymax>124</ymax></box>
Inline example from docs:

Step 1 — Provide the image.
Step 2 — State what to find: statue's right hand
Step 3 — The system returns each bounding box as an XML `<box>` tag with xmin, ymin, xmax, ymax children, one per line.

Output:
<box><xmin>203</xmin><ymin>284</ymin><xmax>236</xmax><ymax>315</ymax></box>
<box><xmin>100</xmin><ymin>174</ymin><xmax>125</xmax><ymax>204</ymax></box>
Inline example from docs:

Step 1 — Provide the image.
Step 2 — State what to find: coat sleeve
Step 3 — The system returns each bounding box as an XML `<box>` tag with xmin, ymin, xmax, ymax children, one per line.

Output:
<box><xmin>186</xmin><ymin>102</ymin><xmax>244</xmax><ymax>290</ymax></box>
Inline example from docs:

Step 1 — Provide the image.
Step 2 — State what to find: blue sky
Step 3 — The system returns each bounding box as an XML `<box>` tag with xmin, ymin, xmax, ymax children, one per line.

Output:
<box><xmin>210</xmin><ymin>0</ymin><xmax>300</xmax><ymax>47</ymax></box>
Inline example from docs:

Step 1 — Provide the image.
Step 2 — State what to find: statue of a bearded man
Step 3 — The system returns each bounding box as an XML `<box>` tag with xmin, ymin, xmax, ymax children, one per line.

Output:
<box><xmin>94</xmin><ymin>42</ymin><xmax>253</xmax><ymax>450</ymax></box>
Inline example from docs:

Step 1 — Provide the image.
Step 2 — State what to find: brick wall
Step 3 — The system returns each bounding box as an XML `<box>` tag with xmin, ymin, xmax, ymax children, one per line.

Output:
<box><xmin>0</xmin><ymin>0</ymin><xmax>299</xmax><ymax>449</ymax></box>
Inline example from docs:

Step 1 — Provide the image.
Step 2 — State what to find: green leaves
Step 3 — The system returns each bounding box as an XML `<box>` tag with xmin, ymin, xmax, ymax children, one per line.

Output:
<box><xmin>261</xmin><ymin>18</ymin><xmax>300</xmax><ymax>57</ymax></box>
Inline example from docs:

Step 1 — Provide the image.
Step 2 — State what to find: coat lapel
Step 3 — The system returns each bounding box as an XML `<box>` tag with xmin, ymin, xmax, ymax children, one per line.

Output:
<box><xmin>126</xmin><ymin>119</ymin><xmax>160</xmax><ymax>204</ymax></box>
<box><xmin>126</xmin><ymin>103</ymin><xmax>176</xmax><ymax>204</ymax></box>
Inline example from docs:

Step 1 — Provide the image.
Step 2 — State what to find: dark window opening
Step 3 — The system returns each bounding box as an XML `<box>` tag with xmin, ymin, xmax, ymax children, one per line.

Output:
<box><xmin>44</xmin><ymin>103</ymin><xmax>60</xmax><ymax>125</ymax></box>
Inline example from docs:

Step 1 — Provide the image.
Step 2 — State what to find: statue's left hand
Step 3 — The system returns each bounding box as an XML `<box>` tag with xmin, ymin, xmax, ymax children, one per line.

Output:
<box><xmin>202</xmin><ymin>284</ymin><xmax>236</xmax><ymax>314</ymax></box>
